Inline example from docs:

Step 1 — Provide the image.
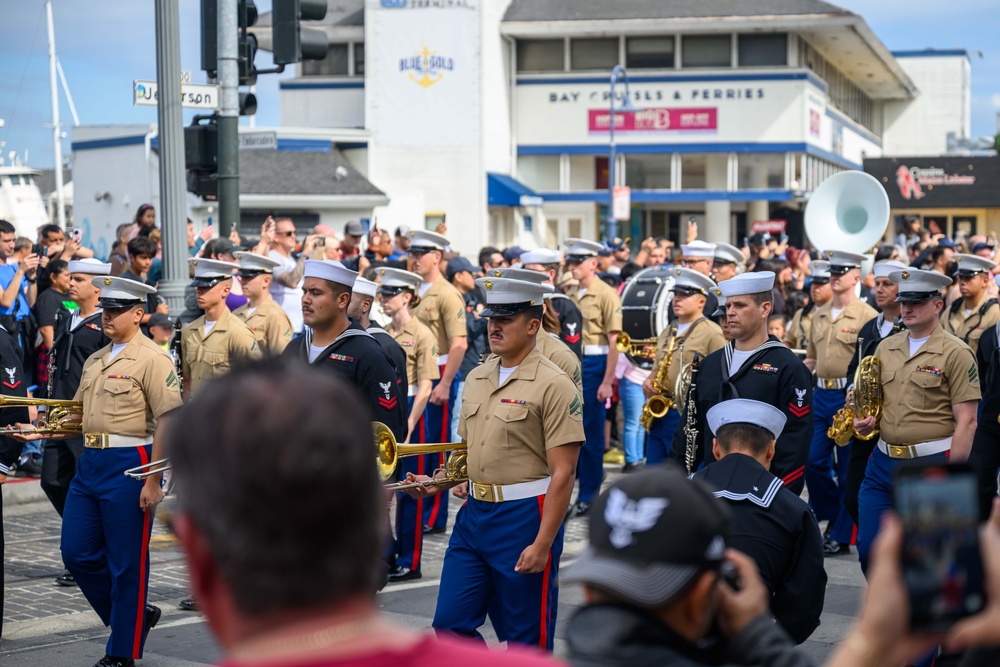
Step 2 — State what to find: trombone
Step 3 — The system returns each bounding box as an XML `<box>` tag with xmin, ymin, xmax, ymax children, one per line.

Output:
<box><xmin>374</xmin><ymin>421</ymin><xmax>468</xmax><ymax>491</ymax></box>
<box><xmin>124</xmin><ymin>459</ymin><xmax>171</xmax><ymax>480</ymax></box>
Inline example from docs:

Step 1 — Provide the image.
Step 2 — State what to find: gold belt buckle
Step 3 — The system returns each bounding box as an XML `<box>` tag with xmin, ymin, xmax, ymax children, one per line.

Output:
<box><xmin>888</xmin><ymin>444</ymin><xmax>913</xmax><ymax>460</ymax></box>
<box><xmin>84</xmin><ymin>433</ymin><xmax>107</xmax><ymax>449</ymax></box>
<box><xmin>823</xmin><ymin>379</ymin><xmax>838</xmax><ymax>390</ymax></box>
<box><xmin>473</xmin><ymin>482</ymin><xmax>503</xmax><ymax>503</ymax></box>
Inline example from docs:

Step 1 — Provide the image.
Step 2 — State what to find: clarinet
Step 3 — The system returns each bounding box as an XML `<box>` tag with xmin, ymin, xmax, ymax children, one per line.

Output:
<box><xmin>683</xmin><ymin>353</ymin><xmax>701</xmax><ymax>474</ymax></box>
<box><xmin>169</xmin><ymin>319</ymin><xmax>184</xmax><ymax>386</ymax></box>
<box><xmin>46</xmin><ymin>310</ymin><xmax>60</xmax><ymax>400</ymax></box>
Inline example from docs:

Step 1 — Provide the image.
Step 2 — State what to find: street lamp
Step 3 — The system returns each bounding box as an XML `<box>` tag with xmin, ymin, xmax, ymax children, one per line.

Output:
<box><xmin>606</xmin><ymin>65</ymin><xmax>639</xmax><ymax>242</ymax></box>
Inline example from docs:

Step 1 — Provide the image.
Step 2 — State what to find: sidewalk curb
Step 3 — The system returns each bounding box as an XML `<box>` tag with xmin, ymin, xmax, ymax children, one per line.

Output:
<box><xmin>2</xmin><ymin>478</ymin><xmax>48</xmax><ymax>507</ymax></box>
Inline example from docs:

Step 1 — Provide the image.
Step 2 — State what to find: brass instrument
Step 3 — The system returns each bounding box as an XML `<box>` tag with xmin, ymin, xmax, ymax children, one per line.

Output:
<box><xmin>683</xmin><ymin>353</ymin><xmax>701</xmax><ymax>474</ymax></box>
<box><xmin>374</xmin><ymin>421</ymin><xmax>468</xmax><ymax>490</ymax></box>
<box><xmin>640</xmin><ymin>334</ymin><xmax>677</xmax><ymax>431</ymax></box>
<box><xmin>0</xmin><ymin>396</ymin><xmax>82</xmax><ymax>436</ymax></box>
<box><xmin>827</xmin><ymin>338</ymin><xmax>883</xmax><ymax>446</ymax></box>
<box><xmin>616</xmin><ymin>333</ymin><xmax>657</xmax><ymax>365</ymax></box>
<box><xmin>124</xmin><ymin>459</ymin><xmax>172</xmax><ymax>480</ymax></box>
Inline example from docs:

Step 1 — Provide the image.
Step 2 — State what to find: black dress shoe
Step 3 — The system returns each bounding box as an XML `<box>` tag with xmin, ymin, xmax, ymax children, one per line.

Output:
<box><xmin>386</xmin><ymin>565</ymin><xmax>422</xmax><ymax>582</ymax></box>
<box><xmin>622</xmin><ymin>462</ymin><xmax>644</xmax><ymax>473</ymax></box>
<box><xmin>55</xmin><ymin>570</ymin><xmax>76</xmax><ymax>587</ymax></box>
<box><xmin>570</xmin><ymin>501</ymin><xmax>592</xmax><ymax>518</ymax></box>
<box><xmin>422</xmin><ymin>525</ymin><xmax>446</xmax><ymax>535</ymax></box>
<box><xmin>142</xmin><ymin>604</ymin><xmax>161</xmax><ymax>645</ymax></box>
<box><xmin>93</xmin><ymin>654</ymin><xmax>135</xmax><ymax>667</ymax></box>
<box><xmin>823</xmin><ymin>539</ymin><xmax>850</xmax><ymax>556</ymax></box>
<box><xmin>179</xmin><ymin>596</ymin><xmax>199</xmax><ymax>611</ymax></box>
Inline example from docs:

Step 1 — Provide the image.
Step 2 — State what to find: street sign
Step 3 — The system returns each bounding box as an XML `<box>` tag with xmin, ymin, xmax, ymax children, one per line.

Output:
<box><xmin>239</xmin><ymin>132</ymin><xmax>278</xmax><ymax>150</ymax></box>
<box><xmin>612</xmin><ymin>186</ymin><xmax>631</xmax><ymax>221</ymax></box>
<box><xmin>133</xmin><ymin>80</ymin><xmax>219</xmax><ymax>110</ymax></box>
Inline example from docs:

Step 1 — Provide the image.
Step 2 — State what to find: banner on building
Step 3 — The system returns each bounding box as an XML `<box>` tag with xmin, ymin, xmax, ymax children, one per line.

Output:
<box><xmin>588</xmin><ymin>108</ymin><xmax>717</xmax><ymax>134</ymax></box>
<box><xmin>369</xmin><ymin>0</ymin><xmax>480</xmax><ymax>148</ymax></box>
<box><xmin>612</xmin><ymin>186</ymin><xmax>632</xmax><ymax>221</ymax></box>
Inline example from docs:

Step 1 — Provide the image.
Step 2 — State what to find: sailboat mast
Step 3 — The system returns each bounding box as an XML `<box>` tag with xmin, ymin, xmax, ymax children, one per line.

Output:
<box><xmin>46</xmin><ymin>0</ymin><xmax>67</xmax><ymax>231</ymax></box>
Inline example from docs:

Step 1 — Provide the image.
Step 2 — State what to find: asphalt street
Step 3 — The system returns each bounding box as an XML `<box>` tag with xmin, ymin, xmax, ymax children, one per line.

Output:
<box><xmin>1</xmin><ymin>468</ymin><xmax>866</xmax><ymax>665</ymax></box>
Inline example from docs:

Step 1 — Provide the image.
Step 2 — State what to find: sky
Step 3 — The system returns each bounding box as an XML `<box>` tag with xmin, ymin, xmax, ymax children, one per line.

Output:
<box><xmin>0</xmin><ymin>0</ymin><xmax>997</xmax><ymax>170</ymax></box>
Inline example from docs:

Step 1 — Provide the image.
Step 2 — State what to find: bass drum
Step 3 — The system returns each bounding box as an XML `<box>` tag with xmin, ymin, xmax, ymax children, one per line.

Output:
<box><xmin>619</xmin><ymin>266</ymin><xmax>676</xmax><ymax>370</ymax></box>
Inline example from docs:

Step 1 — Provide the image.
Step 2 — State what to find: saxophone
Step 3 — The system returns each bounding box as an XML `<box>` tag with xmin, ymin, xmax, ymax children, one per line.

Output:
<box><xmin>683</xmin><ymin>353</ymin><xmax>701</xmax><ymax>474</ymax></box>
<box><xmin>640</xmin><ymin>330</ymin><xmax>677</xmax><ymax>431</ymax></box>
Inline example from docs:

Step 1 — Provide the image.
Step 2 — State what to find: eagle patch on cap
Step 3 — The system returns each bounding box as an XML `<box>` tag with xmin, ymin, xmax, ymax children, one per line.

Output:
<box><xmin>902</xmin><ymin>271</ymin><xmax>910</xmax><ymax>279</ymax></box>
<box><xmin>484</xmin><ymin>280</ymin><xmax>493</xmax><ymax>291</ymax></box>
<box><xmin>104</xmin><ymin>278</ymin><xmax>112</xmax><ymax>286</ymax></box>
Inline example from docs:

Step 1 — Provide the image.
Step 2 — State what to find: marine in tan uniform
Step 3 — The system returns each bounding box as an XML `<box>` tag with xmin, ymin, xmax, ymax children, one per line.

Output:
<box><xmin>563</xmin><ymin>238</ymin><xmax>623</xmax><ymax>517</ymax></box>
<box><xmin>406</xmin><ymin>230</ymin><xmax>467</xmax><ymax>532</ymax></box>
<box><xmin>233</xmin><ymin>252</ymin><xmax>293</xmax><ymax>356</ymax></box>
<box><xmin>377</xmin><ymin>267</ymin><xmax>441</xmax><ymax>582</ymax></box>
<box><xmin>804</xmin><ymin>250</ymin><xmax>877</xmax><ymax>555</ymax></box>
<box><xmin>14</xmin><ymin>276</ymin><xmax>183</xmax><ymax>663</ymax></box>
<box><xmin>643</xmin><ymin>267</ymin><xmax>726</xmax><ymax>464</ymax></box>
<box><xmin>402</xmin><ymin>277</ymin><xmax>584</xmax><ymax>649</ymax></box>
<box><xmin>784</xmin><ymin>260</ymin><xmax>832</xmax><ymax>350</ymax></box>
<box><xmin>854</xmin><ymin>268</ymin><xmax>979</xmax><ymax>571</ymax></box>
<box><xmin>181</xmin><ymin>258</ymin><xmax>261</xmax><ymax>398</ymax></box>
<box><xmin>940</xmin><ymin>253</ymin><xmax>999</xmax><ymax>353</ymax></box>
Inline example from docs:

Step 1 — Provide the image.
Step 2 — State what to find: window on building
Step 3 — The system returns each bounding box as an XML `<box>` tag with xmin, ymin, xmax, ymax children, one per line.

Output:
<box><xmin>8</xmin><ymin>175</ymin><xmax>21</xmax><ymax>186</ymax></box>
<box><xmin>354</xmin><ymin>42</ymin><xmax>365</xmax><ymax>75</ymax></box>
<box><xmin>302</xmin><ymin>43</ymin><xmax>350</xmax><ymax>76</ymax></box>
<box><xmin>625</xmin><ymin>154</ymin><xmax>672</xmax><ymax>190</ymax></box>
<box><xmin>570</xmin><ymin>38</ymin><xmax>619</xmax><ymax>71</ymax></box>
<box><xmin>517</xmin><ymin>155</ymin><xmax>560</xmax><ymax>191</ymax></box>
<box><xmin>737</xmin><ymin>154</ymin><xmax>785</xmax><ymax>189</ymax></box>
<box><xmin>569</xmin><ymin>155</ymin><xmax>597</xmax><ymax>191</ymax></box>
<box><xmin>738</xmin><ymin>34</ymin><xmax>787</xmax><ymax>67</ymax></box>
<box><xmin>517</xmin><ymin>39</ymin><xmax>564</xmax><ymax>72</ymax></box>
<box><xmin>682</xmin><ymin>35</ymin><xmax>732</xmax><ymax>68</ymax></box>
<box><xmin>680</xmin><ymin>154</ymin><xmax>708</xmax><ymax>189</ymax></box>
<box><xmin>626</xmin><ymin>37</ymin><xmax>675</xmax><ymax>69</ymax></box>
<box><xmin>425</xmin><ymin>213</ymin><xmax>446</xmax><ymax>231</ymax></box>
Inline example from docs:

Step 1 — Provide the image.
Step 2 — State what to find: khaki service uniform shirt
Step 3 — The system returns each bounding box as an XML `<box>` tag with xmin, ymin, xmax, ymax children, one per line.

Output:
<box><xmin>412</xmin><ymin>276</ymin><xmax>467</xmax><ymax>361</ymax></box>
<box><xmin>182</xmin><ymin>307</ymin><xmax>262</xmax><ymax>395</ymax></box>
<box><xmin>940</xmin><ymin>292</ymin><xmax>1000</xmax><ymax>354</ymax></box>
<box><xmin>535</xmin><ymin>332</ymin><xmax>583</xmax><ymax>395</ymax></box>
<box><xmin>784</xmin><ymin>305</ymin><xmax>815</xmax><ymax>350</ymax></box>
<box><xmin>233</xmin><ymin>297</ymin><xmax>293</xmax><ymax>356</ymax></box>
<box><xmin>876</xmin><ymin>326</ymin><xmax>980</xmax><ymax>446</ymax></box>
<box><xmin>807</xmin><ymin>299</ymin><xmax>877</xmax><ymax>380</ymax></box>
<box><xmin>654</xmin><ymin>318</ymin><xmax>727</xmax><ymax>395</ymax></box>
<box><xmin>391</xmin><ymin>317</ymin><xmax>440</xmax><ymax>387</ymax></box>
<box><xmin>74</xmin><ymin>333</ymin><xmax>184</xmax><ymax>437</ymax></box>
<box><xmin>567</xmin><ymin>278</ymin><xmax>623</xmax><ymax>348</ymax></box>
<box><xmin>458</xmin><ymin>347</ymin><xmax>584</xmax><ymax>486</ymax></box>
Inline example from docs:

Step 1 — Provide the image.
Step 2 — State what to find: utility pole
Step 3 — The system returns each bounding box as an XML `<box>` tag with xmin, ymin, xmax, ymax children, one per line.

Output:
<box><xmin>45</xmin><ymin>1</ymin><xmax>66</xmax><ymax>231</ymax></box>
<box><xmin>217</xmin><ymin>0</ymin><xmax>239</xmax><ymax>239</ymax></box>
<box><xmin>154</xmin><ymin>0</ymin><xmax>188</xmax><ymax>313</ymax></box>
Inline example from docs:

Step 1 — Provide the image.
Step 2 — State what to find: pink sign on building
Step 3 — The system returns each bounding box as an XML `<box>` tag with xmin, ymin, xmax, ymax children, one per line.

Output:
<box><xmin>588</xmin><ymin>107</ymin><xmax>718</xmax><ymax>133</ymax></box>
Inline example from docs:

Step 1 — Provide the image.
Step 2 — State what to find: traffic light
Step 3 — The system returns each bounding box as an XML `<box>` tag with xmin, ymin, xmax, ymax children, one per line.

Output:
<box><xmin>238</xmin><ymin>0</ymin><xmax>258</xmax><ymax>86</ymax></box>
<box><xmin>186</xmin><ymin>117</ymin><xmax>219</xmax><ymax>200</ymax></box>
<box><xmin>272</xmin><ymin>0</ymin><xmax>329</xmax><ymax>65</ymax></box>
<box><xmin>200</xmin><ymin>0</ymin><xmax>218</xmax><ymax>76</ymax></box>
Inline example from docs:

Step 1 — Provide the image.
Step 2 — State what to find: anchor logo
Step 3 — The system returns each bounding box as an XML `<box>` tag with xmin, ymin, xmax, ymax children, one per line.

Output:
<box><xmin>399</xmin><ymin>45</ymin><xmax>455</xmax><ymax>89</ymax></box>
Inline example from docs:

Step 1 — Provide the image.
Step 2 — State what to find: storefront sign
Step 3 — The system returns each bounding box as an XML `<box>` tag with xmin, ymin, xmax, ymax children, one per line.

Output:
<box><xmin>588</xmin><ymin>107</ymin><xmax>717</xmax><ymax>133</ymax></box>
<box><xmin>864</xmin><ymin>157</ymin><xmax>999</xmax><ymax>209</ymax></box>
<box><xmin>612</xmin><ymin>186</ymin><xmax>632</xmax><ymax>221</ymax></box>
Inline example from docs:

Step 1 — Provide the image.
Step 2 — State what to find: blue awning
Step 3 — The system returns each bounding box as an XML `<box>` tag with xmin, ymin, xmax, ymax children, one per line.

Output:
<box><xmin>487</xmin><ymin>172</ymin><xmax>543</xmax><ymax>208</ymax></box>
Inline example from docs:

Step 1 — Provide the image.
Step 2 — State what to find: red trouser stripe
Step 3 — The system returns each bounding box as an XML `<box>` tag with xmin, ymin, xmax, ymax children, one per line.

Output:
<box><xmin>425</xmin><ymin>364</ymin><xmax>449</xmax><ymax>528</ymax></box>
<box><xmin>132</xmin><ymin>446</ymin><xmax>152</xmax><ymax>657</ymax></box>
<box><xmin>537</xmin><ymin>495</ymin><xmax>553</xmax><ymax>649</ymax></box>
<box><xmin>413</xmin><ymin>417</ymin><xmax>426</xmax><ymax>570</ymax></box>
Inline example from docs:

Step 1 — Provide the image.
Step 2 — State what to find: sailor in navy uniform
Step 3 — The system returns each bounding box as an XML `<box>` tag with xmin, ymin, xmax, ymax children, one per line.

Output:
<box><xmin>39</xmin><ymin>258</ymin><xmax>112</xmax><ymax>587</ymax></box>
<box><xmin>842</xmin><ymin>260</ymin><xmax>907</xmax><ymax>527</ymax></box>
<box><xmin>519</xmin><ymin>248</ymin><xmax>583</xmax><ymax>359</ymax></box>
<box><xmin>349</xmin><ymin>276</ymin><xmax>408</xmax><ymax>399</ymax></box>
<box><xmin>671</xmin><ymin>241</ymin><xmax>719</xmax><ymax>321</ymax></box>
<box><xmin>970</xmin><ymin>272</ymin><xmax>1000</xmax><ymax>519</ymax></box>
<box><xmin>694</xmin><ymin>398</ymin><xmax>826</xmax><ymax>644</ymax></box>
<box><xmin>0</xmin><ymin>323</ymin><xmax>30</xmax><ymax>640</ymax></box>
<box><xmin>671</xmin><ymin>272</ymin><xmax>814</xmax><ymax>494</ymax></box>
<box><xmin>282</xmin><ymin>260</ymin><xmax>407</xmax><ymax>442</ymax></box>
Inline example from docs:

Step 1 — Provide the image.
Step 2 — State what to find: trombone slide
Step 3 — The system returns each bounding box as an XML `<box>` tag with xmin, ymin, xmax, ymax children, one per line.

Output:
<box><xmin>124</xmin><ymin>458</ymin><xmax>172</xmax><ymax>480</ymax></box>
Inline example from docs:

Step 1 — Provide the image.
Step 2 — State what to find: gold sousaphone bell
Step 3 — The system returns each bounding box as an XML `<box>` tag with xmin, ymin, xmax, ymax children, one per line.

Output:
<box><xmin>374</xmin><ymin>421</ymin><xmax>468</xmax><ymax>491</ymax></box>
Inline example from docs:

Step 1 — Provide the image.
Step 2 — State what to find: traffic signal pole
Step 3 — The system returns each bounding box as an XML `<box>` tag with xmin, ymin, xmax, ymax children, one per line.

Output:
<box><xmin>217</xmin><ymin>0</ymin><xmax>239</xmax><ymax>239</ymax></box>
<box><xmin>153</xmin><ymin>0</ymin><xmax>189</xmax><ymax>313</ymax></box>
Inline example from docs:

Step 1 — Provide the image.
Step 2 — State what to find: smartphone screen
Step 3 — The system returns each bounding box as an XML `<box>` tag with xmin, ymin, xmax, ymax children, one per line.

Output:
<box><xmin>895</xmin><ymin>462</ymin><xmax>985</xmax><ymax>632</ymax></box>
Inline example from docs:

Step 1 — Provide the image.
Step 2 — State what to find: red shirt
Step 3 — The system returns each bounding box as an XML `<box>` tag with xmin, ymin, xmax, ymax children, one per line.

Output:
<box><xmin>217</xmin><ymin>635</ymin><xmax>562</xmax><ymax>667</ymax></box>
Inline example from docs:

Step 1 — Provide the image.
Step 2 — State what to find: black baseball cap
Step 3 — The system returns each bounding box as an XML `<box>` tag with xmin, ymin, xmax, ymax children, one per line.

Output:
<box><xmin>446</xmin><ymin>256</ymin><xmax>475</xmax><ymax>281</ymax></box>
<box><xmin>562</xmin><ymin>465</ymin><xmax>731</xmax><ymax>607</ymax></box>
